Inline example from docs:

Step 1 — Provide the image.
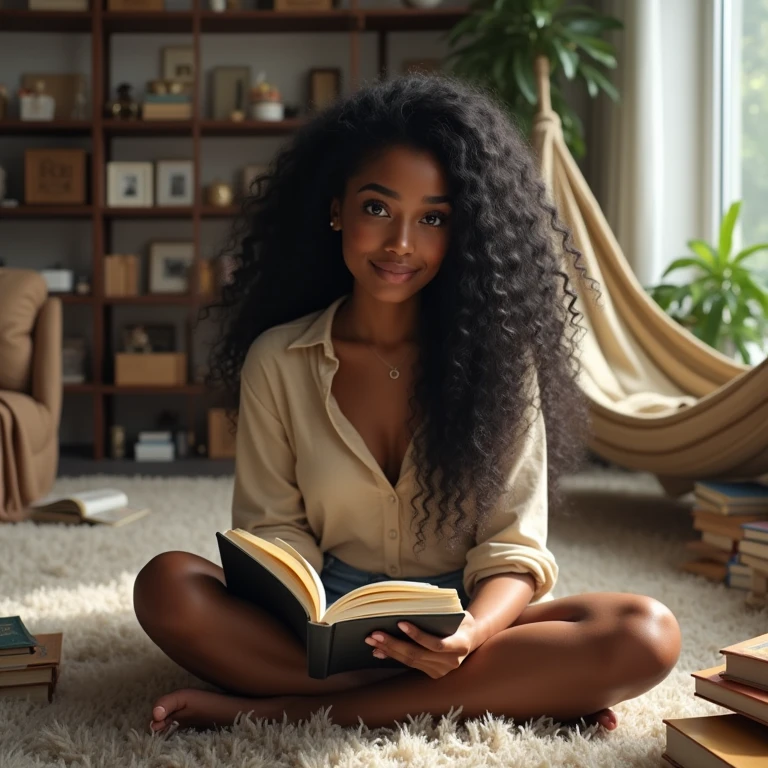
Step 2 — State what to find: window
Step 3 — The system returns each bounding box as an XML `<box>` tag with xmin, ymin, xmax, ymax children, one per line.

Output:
<box><xmin>720</xmin><ymin>0</ymin><xmax>768</xmax><ymax>266</ymax></box>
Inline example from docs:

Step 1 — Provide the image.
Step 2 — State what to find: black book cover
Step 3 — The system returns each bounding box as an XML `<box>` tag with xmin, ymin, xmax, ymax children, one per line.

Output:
<box><xmin>216</xmin><ymin>533</ymin><xmax>465</xmax><ymax>679</ymax></box>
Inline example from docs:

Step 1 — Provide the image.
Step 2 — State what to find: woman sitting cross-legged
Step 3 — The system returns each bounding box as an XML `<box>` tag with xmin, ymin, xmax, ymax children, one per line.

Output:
<box><xmin>133</xmin><ymin>71</ymin><xmax>682</xmax><ymax>735</ymax></box>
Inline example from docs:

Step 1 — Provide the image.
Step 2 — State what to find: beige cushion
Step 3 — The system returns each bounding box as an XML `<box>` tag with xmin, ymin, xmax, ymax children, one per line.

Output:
<box><xmin>0</xmin><ymin>269</ymin><xmax>48</xmax><ymax>393</ymax></box>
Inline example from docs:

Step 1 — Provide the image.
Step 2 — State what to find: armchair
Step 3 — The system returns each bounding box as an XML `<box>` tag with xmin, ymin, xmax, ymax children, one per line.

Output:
<box><xmin>0</xmin><ymin>268</ymin><xmax>62</xmax><ymax>521</ymax></box>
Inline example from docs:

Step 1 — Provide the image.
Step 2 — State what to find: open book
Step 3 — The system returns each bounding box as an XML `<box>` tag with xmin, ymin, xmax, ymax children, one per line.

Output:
<box><xmin>216</xmin><ymin>529</ymin><xmax>465</xmax><ymax>679</ymax></box>
<box><xmin>29</xmin><ymin>489</ymin><xmax>150</xmax><ymax>526</ymax></box>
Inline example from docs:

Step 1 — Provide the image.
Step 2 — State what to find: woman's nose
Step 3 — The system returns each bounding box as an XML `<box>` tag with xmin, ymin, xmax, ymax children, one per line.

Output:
<box><xmin>386</xmin><ymin>219</ymin><xmax>414</xmax><ymax>256</ymax></box>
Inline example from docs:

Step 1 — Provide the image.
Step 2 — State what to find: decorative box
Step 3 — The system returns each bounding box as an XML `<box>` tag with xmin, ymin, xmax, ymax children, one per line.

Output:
<box><xmin>25</xmin><ymin>149</ymin><xmax>87</xmax><ymax>204</ymax></box>
<box><xmin>20</xmin><ymin>91</ymin><xmax>55</xmax><ymax>121</ymax></box>
<box><xmin>40</xmin><ymin>268</ymin><xmax>74</xmax><ymax>293</ymax></box>
<box><xmin>115</xmin><ymin>353</ymin><xmax>187</xmax><ymax>386</ymax></box>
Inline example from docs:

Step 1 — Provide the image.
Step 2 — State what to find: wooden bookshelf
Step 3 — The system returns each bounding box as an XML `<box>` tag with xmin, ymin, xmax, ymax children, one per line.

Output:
<box><xmin>0</xmin><ymin>2</ymin><xmax>469</xmax><ymax>459</ymax></box>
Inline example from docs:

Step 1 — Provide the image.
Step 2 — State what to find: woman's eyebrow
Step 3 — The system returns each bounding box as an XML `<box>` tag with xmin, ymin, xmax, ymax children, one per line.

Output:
<box><xmin>357</xmin><ymin>182</ymin><xmax>451</xmax><ymax>205</ymax></box>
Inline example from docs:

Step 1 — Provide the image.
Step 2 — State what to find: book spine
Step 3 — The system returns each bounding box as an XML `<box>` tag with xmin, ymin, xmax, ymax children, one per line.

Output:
<box><xmin>306</xmin><ymin>622</ymin><xmax>333</xmax><ymax>680</ymax></box>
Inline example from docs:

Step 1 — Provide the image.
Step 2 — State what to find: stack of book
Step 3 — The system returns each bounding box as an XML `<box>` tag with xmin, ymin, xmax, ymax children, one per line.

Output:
<box><xmin>134</xmin><ymin>430</ymin><xmax>175</xmax><ymax>462</ymax></box>
<box><xmin>142</xmin><ymin>92</ymin><xmax>192</xmax><ymax>120</ymax></box>
<box><xmin>663</xmin><ymin>632</ymin><xmax>768</xmax><ymax>767</ymax></box>
<box><xmin>0</xmin><ymin>616</ymin><xmax>63</xmax><ymax>704</ymax></box>
<box><xmin>681</xmin><ymin>481</ymin><xmax>768</xmax><ymax>596</ymax></box>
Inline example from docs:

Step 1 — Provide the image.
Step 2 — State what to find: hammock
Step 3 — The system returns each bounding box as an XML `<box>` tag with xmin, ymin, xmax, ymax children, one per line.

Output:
<box><xmin>529</xmin><ymin>57</ymin><xmax>768</xmax><ymax>496</ymax></box>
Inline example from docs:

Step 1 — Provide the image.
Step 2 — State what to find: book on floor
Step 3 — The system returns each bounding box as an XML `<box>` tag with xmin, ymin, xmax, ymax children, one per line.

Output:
<box><xmin>694</xmin><ymin>481</ymin><xmax>768</xmax><ymax>515</ymax></box>
<box><xmin>662</xmin><ymin>713</ymin><xmax>768</xmax><ymax>768</ymax></box>
<box><xmin>216</xmin><ymin>529</ymin><xmax>465</xmax><ymax>679</ymax></box>
<box><xmin>28</xmin><ymin>488</ymin><xmax>150</xmax><ymax>526</ymax></box>
<box><xmin>0</xmin><ymin>631</ymin><xmax>62</xmax><ymax>704</ymax></box>
<box><xmin>684</xmin><ymin>539</ymin><xmax>739</xmax><ymax>565</ymax></box>
<box><xmin>720</xmin><ymin>632</ymin><xmax>768</xmax><ymax>693</ymax></box>
<box><xmin>692</xmin><ymin>664</ymin><xmax>768</xmax><ymax>729</ymax></box>
<box><xmin>0</xmin><ymin>683</ymin><xmax>54</xmax><ymax>703</ymax></box>
<box><xmin>0</xmin><ymin>616</ymin><xmax>36</xmax><ymax>656</ymax></box>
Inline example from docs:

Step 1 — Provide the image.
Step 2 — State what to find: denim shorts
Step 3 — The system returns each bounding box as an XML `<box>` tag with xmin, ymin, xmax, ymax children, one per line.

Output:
<box><xmin>320</xmin><ymin>553</ymin><xmax>471</xmax><ymax>609</ymax></box>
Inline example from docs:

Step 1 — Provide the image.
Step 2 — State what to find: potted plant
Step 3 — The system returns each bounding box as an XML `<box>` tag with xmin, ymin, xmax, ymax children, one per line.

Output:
<box><xmin>645</xmin><ymin>201</ymin><xmax>768</xmax><ymax>364</ymax></box>
<box><xmin>444</xmin><ymin>0</ymin><xmax>623</xmax><ymax>158</ymax></box>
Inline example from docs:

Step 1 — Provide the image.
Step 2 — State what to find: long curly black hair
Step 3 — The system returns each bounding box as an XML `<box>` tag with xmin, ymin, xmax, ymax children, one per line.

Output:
<box><xmin>202</xmin><ymin>71</ymin><xmax>601</xmax><ymax>548</ymax></box>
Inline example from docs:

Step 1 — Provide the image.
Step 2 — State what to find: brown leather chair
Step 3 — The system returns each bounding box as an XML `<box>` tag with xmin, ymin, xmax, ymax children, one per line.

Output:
<box><xmin>0</xmin><ymin>268</ymin><xmax>62</xmax><ymax>521</ymax></box>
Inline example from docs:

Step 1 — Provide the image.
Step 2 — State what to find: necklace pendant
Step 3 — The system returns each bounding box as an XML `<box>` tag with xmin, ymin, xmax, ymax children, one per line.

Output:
<box><xmin>389</xmin><ymin>368</ymin><xmax>400</xmax><ymax>380</ymax></box>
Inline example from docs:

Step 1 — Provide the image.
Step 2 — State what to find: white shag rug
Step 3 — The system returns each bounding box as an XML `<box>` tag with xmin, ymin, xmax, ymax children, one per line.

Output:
<box><xmin>1</xmin><ymin>467</ymin><xmax>766</xmax><ymax>767</ymax></box>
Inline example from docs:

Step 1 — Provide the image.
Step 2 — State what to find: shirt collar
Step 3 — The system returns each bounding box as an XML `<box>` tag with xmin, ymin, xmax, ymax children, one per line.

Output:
<box><xmin>286</xmin><ymin>294</ymin><xmax>348</xmax><ymax>359</ymax></box>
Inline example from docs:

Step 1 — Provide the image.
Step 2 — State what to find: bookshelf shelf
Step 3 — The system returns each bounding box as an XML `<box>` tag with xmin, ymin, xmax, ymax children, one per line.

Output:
<box><xmin>101</xmin><ymin>10</ymin><xmax>194</xmax><ymax>34</ymax></box>
<box><xmin>0</xmin><ymin>205</ymin><xmax>94</xmax><ymax>219</ymax></box>
<box><xmin>0</xmin><ymin>10</ymin><xmax>92</xmax><ymax>32</ymax></box>
<box><xmin>363</xmin><ymin>9</ymin><xmax>468</xmax><ymax>32</ymax></box>
<box><xmin>0</xmin><ymin>120</ymin><xmax>91</xmax><ymax>136</ymax></box>
<box><xmin>2</xmin><ymin>2</ymin><xmax>469</xmax><ymax>459</ymax></box>
<box><xmin>103</xmin><ymin>206</ymin><xmax>194</xmax><ymax>218</ymax></box>
<box><xmin>199</xmin><ymin>10</ymin><xmax>356</xmax><ymax>33</ymax></box>
<box><xmin>103</xmin><ymin>120</ymin><xmax>192</xmax><ymax>135</ymax></box>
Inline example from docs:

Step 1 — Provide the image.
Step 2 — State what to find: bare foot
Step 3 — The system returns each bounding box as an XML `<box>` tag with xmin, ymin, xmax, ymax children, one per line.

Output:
<box><xmin>562</xmin><ymin>707</ymin><xmax>618</xmax><ymax>732</ymax></box>
<box><xmin>149</xmin><ymin>688</ymin><xmax>288</xmax><ymax>734</ymax></box>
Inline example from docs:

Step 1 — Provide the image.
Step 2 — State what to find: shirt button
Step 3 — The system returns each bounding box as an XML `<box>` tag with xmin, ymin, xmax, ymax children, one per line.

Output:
<box><xmin>388</xmin><ymin>565</ymin><xmax>399</xmax><ymax>576</ymax></box>
<box><xmin>388</xmin><ymin>529</ymin><xmax>398</xmax><ymax>539</ymax></box>
<box><xmin>389</xmin><ymin>495</ymin><xmax>397</xmax><ymax>503</ymax></box>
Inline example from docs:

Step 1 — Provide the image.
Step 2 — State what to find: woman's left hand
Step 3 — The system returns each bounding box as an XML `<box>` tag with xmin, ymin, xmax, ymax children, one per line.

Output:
<box><xmin>365</xmin><ymin>611</ymin><xmax>479</xmax><ymax>679</ymax></box>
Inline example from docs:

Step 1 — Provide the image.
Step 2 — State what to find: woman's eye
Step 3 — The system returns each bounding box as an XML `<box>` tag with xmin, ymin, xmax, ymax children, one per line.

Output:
<box><xmin>422</xmin><ymin>213</ymin><xmax>447</xmax><ymax>227</ymax></box>
<box><xmin>364</xmin><ymin>201</ymin><xmax>388</xmax><ymax>217</ymax></box>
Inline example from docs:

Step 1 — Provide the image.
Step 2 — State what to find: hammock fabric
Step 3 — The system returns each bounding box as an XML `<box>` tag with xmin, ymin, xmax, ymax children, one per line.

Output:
<box><xmin>529</xmin><ymin>58</ymin><xmax>768</xmax><ymax>496</ymax></box>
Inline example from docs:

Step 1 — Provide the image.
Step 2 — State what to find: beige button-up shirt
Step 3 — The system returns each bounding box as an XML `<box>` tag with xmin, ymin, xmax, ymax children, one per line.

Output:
<box><xmin>232</xmin><ymin>295</ymin><xmax>557</xmax><ymax>604</ymax></box>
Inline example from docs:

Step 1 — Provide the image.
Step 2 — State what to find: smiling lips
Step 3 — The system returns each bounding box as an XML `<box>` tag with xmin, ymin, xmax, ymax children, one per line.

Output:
<box><xmin>370</xmin><ymin>260</ymin><xmax>419</xmax><ymax>284</ymax></box>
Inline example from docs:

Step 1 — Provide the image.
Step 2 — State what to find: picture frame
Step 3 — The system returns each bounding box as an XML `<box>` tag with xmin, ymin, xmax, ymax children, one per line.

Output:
<box><xmin>149</xmin><ymin>241</ymin><xmax>194</xmax><ymax>294</ymax></box>
<box><xmin>211</xmin><ymin>66</ymin><xmax>250</xmax><ymax>120</ymax></box>
<box><xmin>24</xmin><ymin>149</ymin><xmax>87</xmax><ymax>204</ymax></box>
<box><xmin>155</xmin><ymin>159</ymin><xmax>194</xmax><ymax>206</ymax></box>
<box><xmin>308</xmin><ymin>67</ymin><xmax>341</xmax><ymax>112</ymax></box>
<box><xmin>242</xmin><ymin>163</ymin><xmax>268</xmax><ymax>195</ymax></box>
<box><xmin>162</xmin><ymin>46</ymin><xmax>195</xmax><ymax>85</ymax></box>
<box><xmin>107</xmin><ymin>161</ymin><xmax>153</xmax><ymax>207</ymax></box>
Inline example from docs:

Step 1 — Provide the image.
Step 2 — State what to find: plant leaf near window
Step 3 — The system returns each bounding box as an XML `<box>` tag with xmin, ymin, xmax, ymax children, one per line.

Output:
<box><xmin>443</xmin><ymin>0</ymin><xmax>623</xmax><ymax>159</ymax></box>
<box><xmin>645</xmin><ymin>201</ymin><xmax>768</xmax><ymax>365</ymax></box>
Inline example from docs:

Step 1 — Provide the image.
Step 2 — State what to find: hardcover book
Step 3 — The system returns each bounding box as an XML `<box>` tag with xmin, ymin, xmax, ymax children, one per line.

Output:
<box><xmin>216</xmin><ymin>529</ymin><xmax>465</xmax><ymax>679</ymax></box>
<box><xmin>0</xmin><ymin>616</ymin><xmax>36</xmax><ymax>657</ymax></box>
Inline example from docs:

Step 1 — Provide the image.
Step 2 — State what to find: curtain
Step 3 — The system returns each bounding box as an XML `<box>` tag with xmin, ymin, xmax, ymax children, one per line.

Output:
<box><xmin>587</xmin><ymin>0</ymin><xmax>717</xmax><ymax>289</ymax></box>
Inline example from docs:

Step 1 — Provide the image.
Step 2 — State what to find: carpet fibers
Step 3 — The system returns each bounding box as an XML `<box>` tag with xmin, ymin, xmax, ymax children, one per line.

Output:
<box><xmin>1</xmin><ymin>468</ymin><xmax>766</xmax><ymax>767</ymax></box>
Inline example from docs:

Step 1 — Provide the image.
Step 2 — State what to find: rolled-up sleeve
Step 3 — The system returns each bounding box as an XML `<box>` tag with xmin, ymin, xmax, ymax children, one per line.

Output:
<box><xmin>463</xmin><ymin>378</ymin><xmax>558</xmax><ymax>604</ymax></box>
<box><xmin>231</xmin><ymin>343</ymin><xmax>324</xmax><ymax>574</ymax></box>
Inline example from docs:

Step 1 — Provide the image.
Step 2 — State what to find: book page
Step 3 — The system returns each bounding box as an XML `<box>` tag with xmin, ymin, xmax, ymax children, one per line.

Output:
<box><xmin>31</xmin><ymin>488</ymin><xmax>128</xmax><ymax>517</ymax></box>
<box><xmin>323</xmin><ymin>582</ymin><xmax>462</xmax><ymax>625</ymax></box>
<box><xmin>227</xmin><ymin>530</ymin><xmax>320</xmax><ymax>621</ymax></box>
<box><xmin>274</xmin><ymin>539</ymin><xmax>326</xmax><ymax>619</ymax></box>
<box><xmin>84</xmin><ymin>506</ymin><xmax>150</xmax><ymax>526</ymax></box>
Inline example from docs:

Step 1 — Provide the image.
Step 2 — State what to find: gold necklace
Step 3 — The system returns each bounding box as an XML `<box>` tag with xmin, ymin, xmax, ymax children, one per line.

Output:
<box><xmin>369</xmin><ymin>347</ymin><xmax>410</xmax><ymax>380</ymax></box>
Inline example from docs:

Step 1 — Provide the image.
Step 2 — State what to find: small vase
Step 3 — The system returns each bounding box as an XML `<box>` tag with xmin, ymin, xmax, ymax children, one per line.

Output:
<box><xmin>252</xmin><ymin>101</ymin><xmax>284</xmax><ymax>121</ymax></box>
